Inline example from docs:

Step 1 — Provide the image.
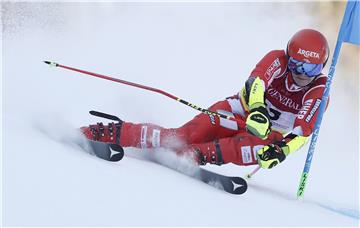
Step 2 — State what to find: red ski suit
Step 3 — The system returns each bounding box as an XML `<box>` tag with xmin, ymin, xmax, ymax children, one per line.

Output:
<box><xmin>119</xmin><ymin>50</ymin><xmax>327</xmax><ymax>166</ymax></box>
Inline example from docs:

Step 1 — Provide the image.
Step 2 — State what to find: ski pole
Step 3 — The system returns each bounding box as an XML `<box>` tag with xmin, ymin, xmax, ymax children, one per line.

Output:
<box><xmin>296</xmin><ymin>1</ymin><xmax>360</xmax><ymax>199</ymax></box>
<box><xmin>44</xmin><ymin>61</ymin><xmax>241</xmax><ymax>123</ymax></box>
<box><xmin>245</xmin><ymin>165</ymin><xmax>261</xmax><ymax>179</ymax></box>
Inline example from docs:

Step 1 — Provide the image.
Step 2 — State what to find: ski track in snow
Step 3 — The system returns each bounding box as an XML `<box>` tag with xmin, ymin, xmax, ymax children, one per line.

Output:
<box><xmin>314</xmin><ymin>203</ymin><xmax>360</xmax><ymax>220</ymax></box>
<box><xmin>249</xmin><ymin>182</ymin><xmax>360</xmax><ymax>220</ymax></box>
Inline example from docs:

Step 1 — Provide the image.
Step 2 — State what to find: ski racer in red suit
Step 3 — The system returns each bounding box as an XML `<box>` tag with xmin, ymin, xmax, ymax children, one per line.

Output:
<box><xmin>81</xmin><ymin>29</ymin><xmax>330</xmax><ymax>169</ymax></box>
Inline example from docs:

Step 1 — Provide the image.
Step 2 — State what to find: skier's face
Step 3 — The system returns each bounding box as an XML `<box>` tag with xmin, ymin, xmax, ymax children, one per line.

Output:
<box><xmin>291</xmin><ymin>72</ymin><xmax>316</xmax><ymax>87</ymax></box>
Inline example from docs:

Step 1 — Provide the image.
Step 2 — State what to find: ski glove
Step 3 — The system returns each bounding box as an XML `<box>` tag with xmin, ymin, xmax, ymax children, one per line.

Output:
<box><xmin>256</xmin><ymin>141</ymin><xmax>289</xmax><ymax>169</ymax></box>
<box><xmin>246</xmin><ymin>105</ymin><xmax>271</xmax><ymax>139</ymax></box>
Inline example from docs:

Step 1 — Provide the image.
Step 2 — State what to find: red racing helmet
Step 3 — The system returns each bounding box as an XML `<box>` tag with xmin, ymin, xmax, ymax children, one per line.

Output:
<box><xmin>287</xmin><ymin>29</ymin><xmax>330</xmax><ymax>65</ymax></box>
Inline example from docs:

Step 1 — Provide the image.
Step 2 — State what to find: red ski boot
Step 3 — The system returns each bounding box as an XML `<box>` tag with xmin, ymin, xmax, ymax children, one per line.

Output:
<box><xmin>81</xmin><ymin>121</ymin><xmax>123</xmax><ymax>145</ymax></box>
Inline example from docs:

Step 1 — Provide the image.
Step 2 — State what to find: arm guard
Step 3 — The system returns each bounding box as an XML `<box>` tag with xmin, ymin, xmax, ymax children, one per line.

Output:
<box><xmin>281</xmin><ymin>133</ymin><xmax>309</xmax><ymax>156</ymax></box>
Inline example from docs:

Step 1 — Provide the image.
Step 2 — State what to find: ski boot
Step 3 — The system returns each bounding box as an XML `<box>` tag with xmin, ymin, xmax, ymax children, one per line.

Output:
<box><xmin>80</xmin><ymin>111</ymin><xmax>124</xmax><ymax>162</ymax></box>
<box><xmin>80</xmin><ymin>111</ymin><xmax>123</xmax><ymax>145</ymax></box>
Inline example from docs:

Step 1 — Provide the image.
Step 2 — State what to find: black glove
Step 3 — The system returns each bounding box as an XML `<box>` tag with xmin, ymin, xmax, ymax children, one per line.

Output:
<box><xmin>256</xmin><ymin>141</ymin><xmax>288</xmax><ymax>169</ymax></box>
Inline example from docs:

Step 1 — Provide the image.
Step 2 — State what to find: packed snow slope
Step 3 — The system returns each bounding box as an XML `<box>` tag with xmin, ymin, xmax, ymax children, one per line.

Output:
<box><xmin>2</xmin><ymin>2</ymin><xmax>359</xmax><ymax>226</ymax></box>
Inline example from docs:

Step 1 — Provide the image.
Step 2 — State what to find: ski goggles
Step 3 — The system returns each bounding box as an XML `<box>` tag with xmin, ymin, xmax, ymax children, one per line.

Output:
<box><xmin>288</xmin><ymin>57</ymin><xmax>323</xmax><ymax>77</ymax></box>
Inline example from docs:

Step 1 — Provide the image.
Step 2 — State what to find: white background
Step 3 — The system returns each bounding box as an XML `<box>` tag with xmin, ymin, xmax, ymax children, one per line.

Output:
<box><xmin>2</xmin><ymin>2</ymin><xmax>359</xmax><ymax>226</ymax></box>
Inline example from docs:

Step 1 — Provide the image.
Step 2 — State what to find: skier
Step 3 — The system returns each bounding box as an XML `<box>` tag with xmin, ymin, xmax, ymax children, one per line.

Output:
<box><xmin>81</xmin><ymin>29</ymin><xmax>330</xmax><ymax>169</ymax></box>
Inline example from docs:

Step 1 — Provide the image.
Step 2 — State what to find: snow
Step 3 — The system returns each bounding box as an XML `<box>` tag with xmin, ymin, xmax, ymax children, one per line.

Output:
<box><xmin>2</xmin><ymin>2</ymin><xmax>359</xmax><ymax>226</ymax></box>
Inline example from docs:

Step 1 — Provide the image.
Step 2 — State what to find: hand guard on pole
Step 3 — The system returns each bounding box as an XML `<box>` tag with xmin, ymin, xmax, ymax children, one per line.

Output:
<box><xmin>246</xmin><ymin>105</ymin><xmax>271</xmax><ymax>139</ymax></box>
<box><xmin>244</xmin><ymin>76</ymin><xmax>272</xmax><ymax>139</ymax></box>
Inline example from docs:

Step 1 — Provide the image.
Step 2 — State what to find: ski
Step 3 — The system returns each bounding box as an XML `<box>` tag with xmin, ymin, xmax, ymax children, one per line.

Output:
<box><xmin>84</xmin><ymin>139</ymin><xmax>124</xmax><ymax>162</ymax></box>
<box><xmin>78</xmin><ymin>110</ymin><xmax>124</xmax><ymax>162</ymax></box>
<box><xmin>195</xmin><ymin>168</ymin><xmax>247</xmax><ymax>195</ymax></box>
<box><xmin>81</xmin><ymin>110</ymin><xmax>247</xmax><ymax>194</ymax></box>
<box><xmin>83</xmin><ymin>138</ymin><xmax>247</xmax><ymax>195</ymax></box>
